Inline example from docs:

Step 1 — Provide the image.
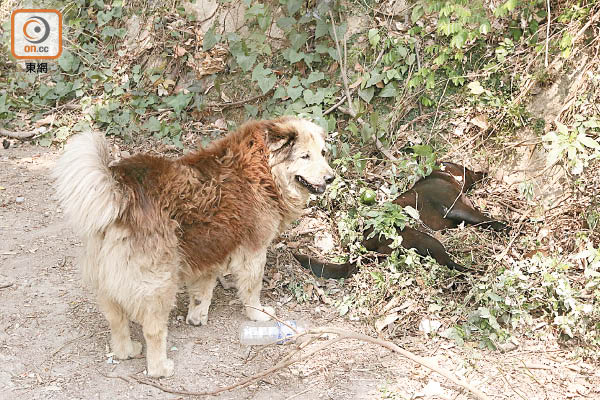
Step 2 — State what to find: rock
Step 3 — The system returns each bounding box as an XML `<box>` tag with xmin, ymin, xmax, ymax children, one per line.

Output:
<box><xmin>15</xmin><ymin>197</ymin><xmax>24</xmax><ymax>203</ymax></box>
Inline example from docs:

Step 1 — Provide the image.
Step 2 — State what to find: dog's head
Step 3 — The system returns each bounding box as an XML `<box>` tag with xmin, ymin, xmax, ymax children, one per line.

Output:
<box><xmin>264</xmin><ymin>117</ymin><xmax>334</xmax><ymax>197</ymax></box>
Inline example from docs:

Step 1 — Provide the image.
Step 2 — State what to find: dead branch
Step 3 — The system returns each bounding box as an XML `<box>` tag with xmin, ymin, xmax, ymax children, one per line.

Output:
<box><xmin>328</xmin><ymin>10</ymin><xmax>356</xmax><ymax>117</ymax></box>
<box><xmin>0</xmin><ymin>128</ymin><xmax>39</xmax><ymax>140</ymax></box>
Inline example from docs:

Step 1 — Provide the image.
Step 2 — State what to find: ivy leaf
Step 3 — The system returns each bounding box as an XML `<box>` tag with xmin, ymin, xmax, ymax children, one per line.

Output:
<box><xmin>252</xmin><ymin>63</ymin><xmax>276</xmax><ymax>94</ymax></box>
<box><xmin>273</xmin><ymin>86</ymin><xmax>286</xmax><ymax>99</ymax></box>
<box><xmin>97</xmin><ymin>10</ymin><xmax>113</xmax><ymax>27</ymax></box>
<box><xmin>304</xmin><ymin>71</ymin><xmax>324</xmax><ymax>85</ymax></box>
<box><xmin>303</xmin><ymin>88</ymin><xmax>325</xmax><ymax>105</ymax></box>
<box><xmin>366</xmin><ymin>72</ymin><xmax>384</xmax><ymax>88</ymax></box>
<box><xmin>276</xmin><ymin>16</ymin><xmax>296</xmax><ymax>31</ymax></box>
<box><xmin>58</xmin><ymin>50</ymin><xmax>79</xmax><ymax>73</ymax></box>
<box><xmin>358</xmin><ymin>87</ymin><xmax>374</xmax><ymax>103</ymax></box>
<box><xmin>379</xmin><ymin>82</ymin><xmax>398</xmax><ymax>97</ymax></box>
<box><xmin>143</xmin><ymin>116</ymin><xmax>162</xmax><ymax>132</ymax></box>
<box><xmin>287</xmin><ymin>85</ymin><xmax>303</xmax><ymax>101</ymax></box>
<box><xmin>203</xmin><ymin>27</ymin><xmax>219</xmax><ymax>51</ymax></box>
<box><xmin>289</xmin><ymin>31</ymin><xmax>308</xmax><ymax>51</ymax></box>
<box><xmin>164</xmin><ymin>92</ymin><xmax>192</xmax><ymax>115</ymax></box>
<box><xmin>236</xmin><ymin>53</ymin><xmax>257</xmax><ymax>72</ymax></box>
<box><xmin>287</xmin><ymin>0</ymin><xmax>303</xmax><ymax>16</ymax></box>
<box><xmin>315</xmin><ymin>19</ymin><xmax>329</xmax><ymax>39</ymax></box>
<box><xmin>282</xmin><ymin>48</ymin><xmax>304</xmax><ymax>63</ymax></box>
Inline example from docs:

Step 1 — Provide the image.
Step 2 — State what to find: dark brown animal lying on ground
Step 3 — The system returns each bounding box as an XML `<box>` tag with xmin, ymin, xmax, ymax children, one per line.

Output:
<box><xmin>294</xmin><ymin>162</ymin><xmax>508</xmax><ymax>278</ymax></box>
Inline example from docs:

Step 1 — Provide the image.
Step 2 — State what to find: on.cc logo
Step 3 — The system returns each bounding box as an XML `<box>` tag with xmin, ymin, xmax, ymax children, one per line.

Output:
<box><xmin>23</xmin><ymin>16</ymin><xmax>51</xmax><ymax>44</ymax></box>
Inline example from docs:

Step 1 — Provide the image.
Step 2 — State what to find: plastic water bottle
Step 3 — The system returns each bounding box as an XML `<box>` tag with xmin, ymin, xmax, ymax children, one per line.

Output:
<box><xmin>239</xmin><ymin>320</ymin><xmax>308</xmax><ymax>345</ymax></box>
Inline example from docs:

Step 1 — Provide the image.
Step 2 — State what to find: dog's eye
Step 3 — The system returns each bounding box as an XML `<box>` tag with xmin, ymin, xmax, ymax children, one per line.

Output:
<box><xmin>321</xmin><ymin>150</ymin><xmax>326</xmax><ymax>157</ymax></box>
<box><xmin>302</xmin><ymin>154</ymin><xmax>310</xmax><ymax>160</ymax></box>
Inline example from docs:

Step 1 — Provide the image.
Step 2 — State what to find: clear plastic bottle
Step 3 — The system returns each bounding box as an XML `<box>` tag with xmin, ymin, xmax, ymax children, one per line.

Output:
<box><xmin>239</xmin><ymin>320</ymin><xmax>308</xmax><ymax>345</ymax></box>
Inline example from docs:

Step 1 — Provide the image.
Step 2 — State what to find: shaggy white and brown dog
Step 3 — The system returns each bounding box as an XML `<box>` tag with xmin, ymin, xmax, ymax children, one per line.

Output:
<box><xmin>53</xmin><ymin>117</ymin><xmax>334</xmax><ymax>377</ymax></box>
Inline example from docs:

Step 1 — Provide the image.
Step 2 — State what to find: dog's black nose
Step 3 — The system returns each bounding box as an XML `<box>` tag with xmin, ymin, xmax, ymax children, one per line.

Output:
<box><xmin>324</xmin><ymin>175</ymin><xmax>335</xmax><ymax>185</ymax></box>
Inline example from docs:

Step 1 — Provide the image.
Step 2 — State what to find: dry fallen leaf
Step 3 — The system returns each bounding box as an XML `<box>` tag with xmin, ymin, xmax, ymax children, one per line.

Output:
<box><xmin>375</xmin><ymin>312</ymin><xmax>399</xmax><ymax>332</ymax></box>
<box><xmin>470</xmin><ymin>114</ymin><xmax>490</xmax><ymax>130</ymax></box>
<box><xmin>34</xmin><ymin>114</ymin><xmax>56</xmax><ymax>127</ymax></box>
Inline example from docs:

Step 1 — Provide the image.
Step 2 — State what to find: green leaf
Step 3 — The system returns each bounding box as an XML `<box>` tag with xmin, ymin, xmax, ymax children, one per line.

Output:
<box><xmin>287</xmin><ymin>0</ymin><xmax>303</xmax><ymax>16</ymax></box>
<box><xmin>276</xmin><ymin>16</ymin><xmax>295</xmax><ymax>31</ymax></box>
<box><xmin>315</xmin><ymin>19</ymin><xmax>329</xmax><ymax>39</ymax></box>
<box><xmin>287</xmin><ymin>85</ymin><xmax>303</xmax><ymax>101</ymax></box>
<box><xmin>143</xmin><ymin>116</ymin><xmax>161</xmax><ymax>132</ymax></box>
<box><xmin>58</xmin><ymin>50</ymin><xmax>79</xmax><ymax>73</ymax></box>
<box><xmin>252</xmin><ymin>63</ymin><xmax>276</xmax><ymax>94</ymax></box>
<box><xmin>303</xmin><ymin>88</ymin><xmax>325</xmax><ymax>105</ymax></box>
<box><xmin>164</xmin><ymin>92</ymin><xmax>192</xmax><ymax>115</ymax></box>
<box><xmin>379</xmin><ymin>82</ymin><xmax>398</xmax><ymax>97</ymax></box>
<box><xmin>555</xmin><ymin>121</ymin><xmax>569</xmax><ymax>135</ymax></box>
<box><xmin>578</xmin><ymin>134</ymin><xmax>600</xmax><ymax>149</ymax></box>
<box><xmin>282</xmin><ymin>48</ymin><xmax>304</xmax><ymax>63</ymax></box>
<box><xmin>236</xmin><ymin>53</ymin><xmax>257</xmax><ymax>72</ymax></box>
<box><xmin>366</xmin><ymin>72</ymin><xmax>384</xmax><ymax>88</ymax></box>
<box><xmin>273</xmin><ymin>86</ymin><xmax>286</xmax><ymax>99</ymax></box>
<box><xmin>289</xmin><ymin>31</ymin><xmax>308</xmax><ymax>51</ymax></box>
<box><xmin>479</xmin><ymin>20</ymin><xmax>491</xmax><ymax>35</ymax></box>
<box><xmin>97</xmin><ymin>10</ymin><xmax>113</xmax><ymax>27</ymax></box>
<box><xmin>203</xmin><ymin>27</ymin><xmax>219</xmax><ymax>51</ymax></box>
<box><xmin>411</xmin><ymin>4</ymin><xmax>424</xmax><ymax>23</ymax></box>
<box><xmin>304</xmin><ymin>71</ymin><xmax>324</xmax><ymax>85</ymax></box>
<box><xmin>368</xmin><ymin>28</ymin><xmax>380</xmax><ymax>48</ymax></box>
<box><xmin>358</xmin><ymin>87</ymin><xmax>374</xmax><ymax>103</ymax></box>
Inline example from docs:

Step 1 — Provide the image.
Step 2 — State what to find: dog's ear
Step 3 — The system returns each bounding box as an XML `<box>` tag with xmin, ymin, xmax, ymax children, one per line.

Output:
<box><xmin>264</xmin><ymin>119</ymin><xmax>297</xmax><ymax>153</ymax></box>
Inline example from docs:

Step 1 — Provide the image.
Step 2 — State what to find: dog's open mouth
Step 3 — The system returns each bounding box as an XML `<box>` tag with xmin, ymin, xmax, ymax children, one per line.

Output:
<box><xmin>296</xmin><ymin>175</ymin><xmax>325</xmax><ymax>195</ymax></box>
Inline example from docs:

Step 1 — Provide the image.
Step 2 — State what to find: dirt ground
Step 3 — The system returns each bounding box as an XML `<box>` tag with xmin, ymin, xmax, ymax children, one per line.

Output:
<box><xmin>1</xmin><ymin>141</ymin><xmax>599</xmax><ymax>400</ymax></box>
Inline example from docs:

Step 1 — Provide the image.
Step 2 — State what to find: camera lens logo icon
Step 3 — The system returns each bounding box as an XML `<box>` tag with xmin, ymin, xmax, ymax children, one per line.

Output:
<box><xmin>23</xmin><ymin>16</ymin><xmax>51</xmax><ymax>44</ymax></box>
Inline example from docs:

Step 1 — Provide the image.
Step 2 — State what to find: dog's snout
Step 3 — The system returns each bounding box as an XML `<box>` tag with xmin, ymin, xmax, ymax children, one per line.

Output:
<box><xmin>324</xmin><ymin>175</ymin><xmax>335</xmax><ymax>185</ymax></box>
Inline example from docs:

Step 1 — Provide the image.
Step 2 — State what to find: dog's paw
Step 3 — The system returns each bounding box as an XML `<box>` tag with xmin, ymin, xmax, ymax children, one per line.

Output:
<box><xmin>246</xmin><ymin>305</ymin><xmax>275</xmax><ymax>321</ymax></box>
<box><xmin>147</xmin><ymin>359</ymin><xmax>174</xmax><ymax>378</ymax></box>
<box><xmin>113</xmin><ymin>340</ymin><xmax>143</xmax><ymax>359</ymax></box>
<box><xmin>186</xmin><ymin>308</ymin><xmax>209</xmax><ymax>326</ymax></box>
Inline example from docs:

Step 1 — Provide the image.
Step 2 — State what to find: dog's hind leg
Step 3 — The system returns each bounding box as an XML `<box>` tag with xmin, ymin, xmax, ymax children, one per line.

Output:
<box><xmin>185</xmin><ymin>270</ymin><xmax>218</xmax><ymax>326</ymax></box>
<box><xmin>98</xmin><ymin>295</ymin><xmax>142</xmax><ymax>360</ymax></box>
<box><xmin>233</xmin><ymin>248</ymin><xmax>275</xmax><ymax>321</ymax></box>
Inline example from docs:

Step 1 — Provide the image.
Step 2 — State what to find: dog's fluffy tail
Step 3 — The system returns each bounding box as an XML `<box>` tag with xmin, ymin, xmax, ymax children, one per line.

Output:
<box><xmin>53</xmin><ymin>131</ymin><xmax>123</xmax><ymax>237</ymax></box>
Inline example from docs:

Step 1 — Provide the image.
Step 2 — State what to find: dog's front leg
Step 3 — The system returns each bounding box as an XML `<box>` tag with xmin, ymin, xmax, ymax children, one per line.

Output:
<box><xmin>234</xmin><ymin>248</ymin><xmax>275</xmax><ymax>321</ymax></box>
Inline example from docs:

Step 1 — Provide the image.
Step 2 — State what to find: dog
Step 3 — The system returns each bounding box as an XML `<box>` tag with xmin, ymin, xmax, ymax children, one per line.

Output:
<box><xmin>53</xmin><ymin>117</ymin><xmax>334</xmax><ymax>377</ymax></box>
<box><xmin>294</xmin><ymin>162</ymin><xmax>508</xmax><ymax>278</ymax></box>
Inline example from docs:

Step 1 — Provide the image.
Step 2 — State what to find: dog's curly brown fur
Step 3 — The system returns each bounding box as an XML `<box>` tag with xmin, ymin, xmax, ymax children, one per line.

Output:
<box><xmin>53</xmin><ymin>117</ymin><xmax>333</xmax><ymax>377</ymax></box>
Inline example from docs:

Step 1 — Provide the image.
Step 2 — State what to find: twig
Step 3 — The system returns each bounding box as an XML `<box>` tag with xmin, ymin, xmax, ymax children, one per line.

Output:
<box><xmin>372</xmin><ymin>134</ymin><xmax>397</xmax><ymax>161</ymax></box>
<box><xmin>545</xmin><ymin>0</ymin><xmax>551</xmax><ymax>68</ymax></box>
<box><xmin>0</xmin><ymin>128</ymin><xmax>38</xmax><ymax>140</ymax></box>
<box><xmin>323</xmin><ymin>47</ymin><xmax>385</xmax><ymax>116</ymax></box>
<box><xmin>0</xmin><ymin>283</ymin><xmax>14</xmax><ymax>289</ymax></box>
<box><xmin>130</xmin><ymin>335</ymin><xmax>343</xmax><ymax>397</ymax></box>
<box><xmin>328</xmin><ymin>10</ymin><xmax>356</xmax><ymax>117</ymax></box>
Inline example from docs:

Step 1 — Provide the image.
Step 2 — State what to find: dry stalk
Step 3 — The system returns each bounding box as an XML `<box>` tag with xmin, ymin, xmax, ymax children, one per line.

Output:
<box><xmin>328</xmin><ymin>10</ymin><xmax>356</xmax><ymax>117</ymax></box>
